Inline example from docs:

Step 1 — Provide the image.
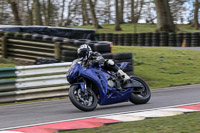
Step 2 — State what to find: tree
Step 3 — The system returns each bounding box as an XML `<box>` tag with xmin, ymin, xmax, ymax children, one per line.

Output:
<box><xmin>8</xmin><ymin>0</ymin><xmax>21</xmax><ymax>25</ymax></box>
<box><xmin>87</xmin><ymin>0</ymin><xmax>102</xmax><ymax>29</ymax></box>
<box><xmin>25</xmin><ymin>0</ymin><xmax>33</xmax><ymax>25</ymax></box>
<box><xmin>194</xmin><ymin>0</ymin><xmax>199</xmax><ymax>29</ymax></box>
<box><xmin>119</xmin><ymin>0</ymin><xmax>124</xmax><ymax>24</ymax></box>
<box><xmin>58</xmin><ymin>0</ymin><xmax>66</xmax><ymax>26</ymax></box>
<box><xmin>115</xmin><ymin>0</ymin><xmax>122</xmax><ymax>31</ymax></box>
<box><xmin>33</xmin><ymin>0</ymin><xmax>43</xmax><ymax>25</ymax></box>
<box><xmin>168</xmin><ymin>0</ymin><xmax>187</xmax><ymax>23</ymax></box>
<box><xmin>126</xmin><ymin>0</ymin><xmax>144</xmax><ymax>24</ymax></box>
<box><xmin>41</xmin><ymin>0</ymin><xmax>59</xmax><ymax>26</ymax></box>
<box><xmin>64</xmin><ymin>0</ymin><xmax>80</xmax><ymax>26</ymax></box>
<box><xmin>154</xmin><ymin>0</ymin><xmax>176</xmax><ymax>32</ymax></box>
<box><xmin>0</xmin><ymin>1</ymin><xmax>12</xmax><ymax>25</ymax></box>
<box><xmin>135</xmin><ymin>0</ymin><xmax>145</xmax><ymax>23</ymax></box>
<box><xmin>131</xmin><ymin>0</ymin><xmax>135</xmax><ymax>23</ymax></box>
<box><xmin>81</xmin><ymin>0</ymin><xmax>90</xmax><ymax>25</ymax></box>
<box><xmin>106</xmin><ymin>0</ymin><xmax>112</xmax><ymax>24</ymax></box>
<box><xmin>143</xmin><ymin>0</ymin><xmax>156</xmax><ymax>24</ymax></box>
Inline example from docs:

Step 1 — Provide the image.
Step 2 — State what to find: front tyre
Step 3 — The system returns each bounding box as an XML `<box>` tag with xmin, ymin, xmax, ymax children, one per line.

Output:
<box><xmin>130</xmin><ymin>76</ymin><xmax>151</xmax><ymax>104</ymax></box>
<box><xmin>69</xmin><ymin>85</ymin><xmax>98</xmax><ymax>111</ymax></box>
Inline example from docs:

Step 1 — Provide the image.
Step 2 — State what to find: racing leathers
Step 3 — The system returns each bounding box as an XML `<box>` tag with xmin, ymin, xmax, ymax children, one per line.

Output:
<box><xmin>85</xmin><ymin>51</ymin><xmax>130</xmax><ymax>83</ymax></box>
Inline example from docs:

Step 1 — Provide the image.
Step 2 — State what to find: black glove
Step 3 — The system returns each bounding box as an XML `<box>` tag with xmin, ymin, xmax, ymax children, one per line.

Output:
<box><xmin>88</xmin><ymin>60</ymin><xmax>98</xmax><ymax>66</ymax></box>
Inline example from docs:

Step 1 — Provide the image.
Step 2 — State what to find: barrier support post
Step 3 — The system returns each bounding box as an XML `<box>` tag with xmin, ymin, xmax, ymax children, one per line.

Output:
<box><xmin>1</xmin><ymin>36</ymin><xmax>7</xmax><ymax>58</ymax></box>
<box><xmin>54</xmin><ymin>42</ymin><xmax>61</xmax><ymax>59</ymax></box>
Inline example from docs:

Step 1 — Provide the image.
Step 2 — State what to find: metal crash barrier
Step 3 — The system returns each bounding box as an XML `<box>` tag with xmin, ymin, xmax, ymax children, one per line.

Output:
<box><xmin>0</xmin><ymin>62</ymin><xmax>72</xmax><ymax>103</ymax></box>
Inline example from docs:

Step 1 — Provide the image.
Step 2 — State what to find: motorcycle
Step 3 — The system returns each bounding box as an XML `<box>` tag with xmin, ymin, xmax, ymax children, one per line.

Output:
<box><xmin>66</xmin><ymin>58</ymin><xmax>151</xmax><ymax>111</ymax></box>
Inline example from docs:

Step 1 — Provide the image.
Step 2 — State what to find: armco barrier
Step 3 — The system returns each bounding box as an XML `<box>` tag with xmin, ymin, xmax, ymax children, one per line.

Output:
<box><xmin>0</xmin><ymin>62</ymin><xmax>71</xmax><ymax>103</ymax></box>
<box><xmin>0</xmin><ymin>54</ymin><xmax>134</xmax><ymax>104</ymax></box>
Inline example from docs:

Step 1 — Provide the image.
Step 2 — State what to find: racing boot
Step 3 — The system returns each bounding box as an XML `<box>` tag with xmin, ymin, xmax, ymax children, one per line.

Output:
<box><xmin>117</xmin><ymin>69</ymin><xmax>131</xmax><ymax>84</ymax></box>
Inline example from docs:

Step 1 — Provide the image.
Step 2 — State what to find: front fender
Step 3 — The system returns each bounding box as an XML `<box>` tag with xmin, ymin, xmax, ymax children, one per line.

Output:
<box><xmin>71</xmin><ymin>82</ymin><xmax>85</xmax><ymax>92</ymax></box>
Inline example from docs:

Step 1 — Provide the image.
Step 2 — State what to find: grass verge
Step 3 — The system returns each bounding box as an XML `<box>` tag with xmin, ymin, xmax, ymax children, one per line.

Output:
<box><xmin>74</xmin><ymin>24</ymin><xmax>200</xmax><ymax>33</ymax></box>
<box><xmin>113</xmin><ymin>46</ymin><xmax>200</xmax><ymax>89</ymax></box>
<box><xmin>60</xmin><ymin>111</ymin><xmax>200</xmax><ymax>133</ymax></box>
<box><xmin>0</xmin><ymin>58</ymin><xmax>22</xmax><ymax>68</ymax></box>
<box><xmin>1</xmin><ymin>47</ymin><xmax>200</xmax><ymax>89</ymax></box>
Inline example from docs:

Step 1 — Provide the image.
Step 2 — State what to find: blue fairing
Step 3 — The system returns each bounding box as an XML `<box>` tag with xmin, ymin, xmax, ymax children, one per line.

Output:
<box><xmin>117</xmin><ymin>62</ymin><xmax>130</xmax><ymax>70</ymax></box>
<box><xmin>67</xmin><ymin>60</ymin><xmax>133</xmax><ymax>105</ymax></box>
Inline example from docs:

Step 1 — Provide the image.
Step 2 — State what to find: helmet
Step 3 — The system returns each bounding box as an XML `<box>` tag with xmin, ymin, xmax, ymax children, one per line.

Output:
<box><xmin>77</xmin><ymin>44</ymin><xmax>92</xmax><ymax>59</ymax></box>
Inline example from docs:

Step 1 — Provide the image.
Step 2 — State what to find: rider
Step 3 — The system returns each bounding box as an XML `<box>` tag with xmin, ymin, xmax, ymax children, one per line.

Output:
<box><xmin>77</xmin><ymin>44</ymin><xmax>130</xmax><ymax>84</ymax></box>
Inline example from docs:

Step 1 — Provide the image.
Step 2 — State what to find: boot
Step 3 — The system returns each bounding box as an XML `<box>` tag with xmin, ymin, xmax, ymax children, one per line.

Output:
<box><xmin>117</xmin><ymin>69</ymin><xmax>130</xmax><ymax>83</ymax></box>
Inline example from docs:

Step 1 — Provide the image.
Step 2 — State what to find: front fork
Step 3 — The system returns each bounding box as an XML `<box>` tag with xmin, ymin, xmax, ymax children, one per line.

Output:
<box><xmin>83</xmin><ymin>79</ymin><xmax>88</xmax><ymax>96</ymax></box>
<box><xmin>72</xmin><ymin>79</ymin><xmax>88</xmax><ymax>95</ymax></box>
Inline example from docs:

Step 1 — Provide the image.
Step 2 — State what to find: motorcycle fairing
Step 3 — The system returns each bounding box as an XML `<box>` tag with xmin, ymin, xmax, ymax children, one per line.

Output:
<box><xmin>117</xmin><ymin>62</ymin><xmax>130</xmax><ymax>70</ymax></box>
<box><xmin>73</xmin><ymin>65</ymin><xmax>133</xmax><ymax>105</ymax></box>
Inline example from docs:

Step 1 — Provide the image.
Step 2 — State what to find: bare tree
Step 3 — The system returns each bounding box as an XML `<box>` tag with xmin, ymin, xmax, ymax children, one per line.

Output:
<box><xmin>32</xmin><ymin>0</ymin><xmax>43</xmax><ymax>25</ymax></box>
<box><xmin>87</xmin><ymin>0</ymin><xmax>102</xmax><ymax>29</ymax></box>
<box><xmin>194</xmin><ymin>0</ymin><xmax>199</xmax><ymax>29</ymax></box>
<box><xmin>26</xmin><ymin>0</ymin><xmax>33</xmax><ymax>25</ymax></box>
<box><xmin>115</xmin><ymin>0</ymin><xmax>121</xmax><ymax>31</ymax></box>
<box><xmin>106</xmin><ymin>0</ymin><xmax>112</xmax><ymax>24</ymax></box>
<box><xmin>131</xmin><ymin>0</ymin><xmax>134</xmax><ymax>23</ymax></box>
<box><xmin>42</xmin><ymin>0</ymin><xmax>56</xmax><ymax>26</ymax></box>
<box><xmin>169</xmin><ymin>0</ymin><xmax>187</xmax><ymax>23</ymax></box>
<box><xmin>57</xmin><ymin>0</ymin><xmax>65</xmax><ymax>26</ymax></box>
<box><xmin>0</xmin><ymin>1</ymin><xmax>11</xmax><ymax>24</ymax></box>
<box><xmin>64</xmin><ymin>0</ymin><xmax>80</xmax><ymax>26</ymax></box>
<box><xmin>143</xmin><ymin>0</ymin><xmax>156</xmax><ymax>24</ymax></box>
<box><xmin>135</xmin><ymin>0</ymin><xmax>144</xmax><ymax>23</ymax></box>
<box><xmin>8</xmin><ymin>0</ymin><xmax>21</xmax><ymax>25</ymax></box>
<box><xmin>154</xmin><ymin>0</ymin><xmax>176</xmax><ymax>32</ymax></box>
<box><xmin>126</xmin><ymin>0</ymin><xmax>144</xmax><ymax>23</ymax></box>
<box><xmin>81</xmin><ymin>0</ymin><xmax>90</xmax><ymax>25</ymax></box>
<box><xmin>119</xmin><ymin>0</ymin><xmax>124</xmax><ymax>24</ymax></box>
<box><xmin>42</xmin><ymin>0</ymin><xmax>47</xmax><ymax>25</ymax></box>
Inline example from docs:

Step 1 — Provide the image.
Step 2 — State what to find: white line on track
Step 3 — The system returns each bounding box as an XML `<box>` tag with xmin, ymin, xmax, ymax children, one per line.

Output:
<box><xmin>1</xmin><ymin>101</ymin><xmax>200</xmax><ymax>131</ymax></box>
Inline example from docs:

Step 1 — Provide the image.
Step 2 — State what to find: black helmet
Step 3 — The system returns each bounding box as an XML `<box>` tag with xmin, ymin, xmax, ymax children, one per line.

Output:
<box><xmin>77</xmin><ymin>44</ymin><xmax>92</xmax><ymax>59</ymax></box>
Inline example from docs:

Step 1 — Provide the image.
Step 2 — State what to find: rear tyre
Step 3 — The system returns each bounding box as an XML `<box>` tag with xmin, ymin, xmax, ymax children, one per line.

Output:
<box><xmin>130</xmin><ymin>76</ymin><xmax>151</xmax><ymax>104</ymax></box>
<box><xmin>69</xmin><ymin>85</ymin><xmax>98</xmax><ymax>111</ymax></box>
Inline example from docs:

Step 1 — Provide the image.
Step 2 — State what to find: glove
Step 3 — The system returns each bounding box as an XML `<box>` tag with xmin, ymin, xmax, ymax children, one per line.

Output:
<box><xmin>88</xmin><ymin>60</ymin><xmax>97</xmax><ymax>66</ymax></box>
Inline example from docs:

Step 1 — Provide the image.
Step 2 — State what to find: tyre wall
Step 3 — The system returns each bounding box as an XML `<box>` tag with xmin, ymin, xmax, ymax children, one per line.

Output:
<box><xmin>0</xmin><ymin>32</ymin><xmax>112</xmax><ymax>63</ymax></box>
<box><xmin>96</xmin><ymin>32</ymin><xmax>200</xmax><ymax>47</ymax></box>
<box><xmin>102</xmin><ymin>53</ymin><xmax>134</xmax><ymax>76</ymax></box>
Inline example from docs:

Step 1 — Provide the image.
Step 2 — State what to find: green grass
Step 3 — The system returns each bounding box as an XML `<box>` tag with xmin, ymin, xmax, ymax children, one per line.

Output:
<box><xmin>60</xmin><ymin>111</ymin><xmax>200</xmax><ymax>133</ymax></box>
<box><xmin>74</xmin><ymin>24</ymin><xmax>200</xmax><ymax>33</ymax></box>
<box><xmin>113</xmin><ymin>46</ymin><xmax>200</xmax><ymax>89</ymax></box>
<box><xmin>1</xmin><ymin>47</ymin><xmax>200</xmax><ymax>89</ymax></box>
<box><xmin>0</xmin><ymin>58</ymin><xmax>21</xmax><ymax>68</ymax></box>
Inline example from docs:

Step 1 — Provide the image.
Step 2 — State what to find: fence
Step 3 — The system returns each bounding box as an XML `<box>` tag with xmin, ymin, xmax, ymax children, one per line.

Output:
<box><xmin>0</xmin><ymin>34</ymin><xmax>79</xmax><ymax>63</ymax></box>
<box><xmin>0</xmin><ymin>62</ymin><xmax>71</xmax><ymax>103</ymax></box>
<box><xmin>0</xmin><ymin>32</ymin><xmax>112</xmax><ymax>63</ymax></box>
<box><xmin>0</xmin><ymin>53</ymin><xmax>134</xmax><ymax>104</ymax></box>
<box><xmin>96</xmin><ymin>32</ymin><xmax>200</xmax><ymax>47</ymax></box>
<box><xmin>0</xmin><ymin>25</ymin><xmax>97</xmax><ymax>40</ymax></box>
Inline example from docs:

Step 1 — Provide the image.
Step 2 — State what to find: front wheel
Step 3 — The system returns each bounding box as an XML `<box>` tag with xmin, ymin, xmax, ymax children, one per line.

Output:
<box><xmin>69</xmin><ymin>85</ymin><xmax>98</xmax><ymax>111</ymax></box>
<box><xmin>130</xmin><ymin>76</ymin><xmax>151</xmax><ymax>104</ymax></box>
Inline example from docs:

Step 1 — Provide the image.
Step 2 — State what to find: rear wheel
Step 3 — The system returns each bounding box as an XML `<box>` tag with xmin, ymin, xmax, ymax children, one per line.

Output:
<box><xmin>69</xmin><ymin>85</ymin><xmax>98</xmax><ymax>111</ymax></box>
<box><xmin>130</xmin><ymin>76</ymin><xmax>151</xmax><ymax>104</ymax></box>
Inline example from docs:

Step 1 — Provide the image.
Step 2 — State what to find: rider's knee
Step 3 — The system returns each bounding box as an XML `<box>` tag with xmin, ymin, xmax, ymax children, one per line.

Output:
<box><xmin>104</xmin><ymin>59</ymin><xmax>119</xmax><ymax>72</ymax></box>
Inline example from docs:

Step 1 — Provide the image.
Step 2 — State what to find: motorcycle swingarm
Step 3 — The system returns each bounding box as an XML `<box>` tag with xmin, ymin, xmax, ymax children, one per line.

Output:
<box><xmin>123</xmin><ymin>82</ymin><xmax>143</xmax><ymax>89</ymax></box>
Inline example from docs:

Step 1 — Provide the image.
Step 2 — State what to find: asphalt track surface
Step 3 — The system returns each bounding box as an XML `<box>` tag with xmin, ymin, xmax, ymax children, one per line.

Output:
<box><xmin>0</xmin><ymin>84</ymin><xmax>200</xmax><ymax>130</ymax></box>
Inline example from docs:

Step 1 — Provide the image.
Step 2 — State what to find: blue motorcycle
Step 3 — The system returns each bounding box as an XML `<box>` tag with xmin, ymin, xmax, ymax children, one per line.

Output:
<box><xmin>66</xmin><ymin>58</ymin><xmax>151</xmax><ymax>111</ymax></box>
